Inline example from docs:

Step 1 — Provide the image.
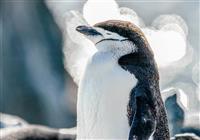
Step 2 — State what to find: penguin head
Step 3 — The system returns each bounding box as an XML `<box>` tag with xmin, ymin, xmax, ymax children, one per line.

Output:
<box><xmin>76</xmin><ymin>25</ymin><xmax>126</xmax><ymax>44</ymax></box>
<box><xmin>76</xmin><ymin>24</ymin><xmax>136</xmax><ymax>58</ymax></box>
<box><xmin>76</xmin><ymin>20</ymin><xmax>156</xmax><ymax>73</ymax></box>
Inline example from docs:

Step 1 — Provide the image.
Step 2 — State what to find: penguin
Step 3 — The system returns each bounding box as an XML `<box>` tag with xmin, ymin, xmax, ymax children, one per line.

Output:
<box><xmin>76</xmin><ymin>20</ymin><xmax>170</xmax><ymax>140</ymax></box>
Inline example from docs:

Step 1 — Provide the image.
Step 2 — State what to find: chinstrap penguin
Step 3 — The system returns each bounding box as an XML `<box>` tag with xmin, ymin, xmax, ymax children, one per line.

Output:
<box><xmin>76</xmin><ymin>20</ymin><xmax>170</xmax><ymax>140</ymax></box>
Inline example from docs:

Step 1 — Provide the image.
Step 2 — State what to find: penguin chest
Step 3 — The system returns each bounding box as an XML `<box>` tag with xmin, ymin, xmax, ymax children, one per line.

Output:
<box><xmin>77</xmin><ymin>61</ymin><xmax>137</xmax><ymax>139</ymax></box>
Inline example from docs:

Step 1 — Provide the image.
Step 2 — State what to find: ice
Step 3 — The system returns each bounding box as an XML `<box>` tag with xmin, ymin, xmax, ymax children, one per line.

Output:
<box><xmin>46</xmin><ymin>0</ymin><xmax>72</xmax><ymax>30</ymax></box>
<box><xmin>145</xmin><ymin>15</ymin><xmax>189</xmax><ymax>68</ymax></box>
<box><xmin>162</xmin><ymin>87</ymin><xmax>189</xmax><ymax>111</ymax></box>
<box><xmin>152</xmin><ymin>15</ymin><xmax>188</xmax><ymax>39</ymax></box>
<box><xmin>119</xmin><ymin>7</ymin><xmax>144</xmax><ymax>27</ymax></box>
<box><xmin>63</xmin><ymin>11</ymin><xmax>97</xmax><ymax>85</ymax></box>
<box><xmin>162</xmin><ymin>84</ymin><xmax>200</xmax><ymax>129</ymax></box>
<box><xmin>192</xmin><ymin>63</ymin><xmax>200</xmax><ymax>86</ymax></box>
<box><xmin>173</xmin><ymin>82</ymin><xmax>200</xmax><ymax>128</ymax></box>
<box><xmin>83</xmin><ymin>0</ymin><xmax>120</xmax><ymax>25</ymax></box>
<box><xmin>83</xmin><ymin>0</ymin><xmax>143</xmax><ymax>27</ymax></box>
<box><xmin>143</xmin><ymin>29</ymin><xmax>187</xmax><ymax>67</ymax></box>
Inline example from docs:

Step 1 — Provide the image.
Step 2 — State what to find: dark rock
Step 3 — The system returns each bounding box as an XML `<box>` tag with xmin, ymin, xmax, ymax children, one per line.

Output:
<box><xmin>171</xmin><ymin>133</ymin><xmax>200</xmax><ymax>140</ymax></box>
<box><xmin>1</xmin><ymin>125</ymin><xmax>76</xmax><ymax>140</ymax></box>
<box><xmin>0</xmin><ymin>113</ymin><xmax>28</xmax><ymax>129</ymax></box>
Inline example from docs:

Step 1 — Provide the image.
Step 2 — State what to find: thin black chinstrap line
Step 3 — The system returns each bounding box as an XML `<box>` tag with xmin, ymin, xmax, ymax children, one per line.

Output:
<box><xmin>95</xmin><ymin>38</ymin><xmax>129</xmax><ymax>45</ymax></box>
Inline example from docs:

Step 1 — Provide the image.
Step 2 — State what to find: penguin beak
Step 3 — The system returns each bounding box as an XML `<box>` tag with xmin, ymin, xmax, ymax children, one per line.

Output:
<box><xmin>76</xmin><ymin>25</ymin><xmax>102</xmax><ymax>36</ymax></box>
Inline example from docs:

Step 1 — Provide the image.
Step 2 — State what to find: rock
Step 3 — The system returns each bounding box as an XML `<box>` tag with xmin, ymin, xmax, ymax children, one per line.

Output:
<box><xmin>0</xmin><ymin>113</ymin><xmax>28</xmax><ymax>129</ymax></box>
<box><xmin>0</xmin><ymin>125</ymin><xmax>76</xmax><ymax>140</ymax></box>
<box><xmin>171</xmin><ymin>133</ymin><xmax>200</xmax><ymax>140</ymax></box>
<box><xmin>0</xmin><ymin>113</ymin><xmax>76</xmax><ymax>140</ymax></box>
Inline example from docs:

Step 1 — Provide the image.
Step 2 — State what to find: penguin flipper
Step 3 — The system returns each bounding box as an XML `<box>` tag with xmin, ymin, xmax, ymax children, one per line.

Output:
<box><xmin>128</xmin><ymin>87</ymin><xmax>156</xmax><ymax>140</ymax></box>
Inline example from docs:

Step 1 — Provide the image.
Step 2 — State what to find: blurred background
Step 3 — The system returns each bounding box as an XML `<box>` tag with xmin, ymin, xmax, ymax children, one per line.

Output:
<box><xmin>0</xmin><ymin>0</ymin><xmax>199</xmax><ymax>137</ymax></box>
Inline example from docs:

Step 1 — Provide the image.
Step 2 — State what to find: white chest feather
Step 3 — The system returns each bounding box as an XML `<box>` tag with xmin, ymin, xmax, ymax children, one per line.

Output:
<box><xmin>77</xmin><ymin>52</ymin><xmax>137</xmax><ymax>139</ymax></box>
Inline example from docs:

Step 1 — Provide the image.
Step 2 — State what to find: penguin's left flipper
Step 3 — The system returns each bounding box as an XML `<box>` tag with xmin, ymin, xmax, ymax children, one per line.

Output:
<box><xmin>128</xmin><ymin>87</ymin><xmax>156</xmax><ymax>140</ymax></box>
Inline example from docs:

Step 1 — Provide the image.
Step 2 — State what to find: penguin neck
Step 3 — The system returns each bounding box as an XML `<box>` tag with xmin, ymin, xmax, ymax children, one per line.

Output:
<box><xmin>77</xmin><ymin>51</ymin><xmax>138</xmax><ymax>139</ymax></box>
